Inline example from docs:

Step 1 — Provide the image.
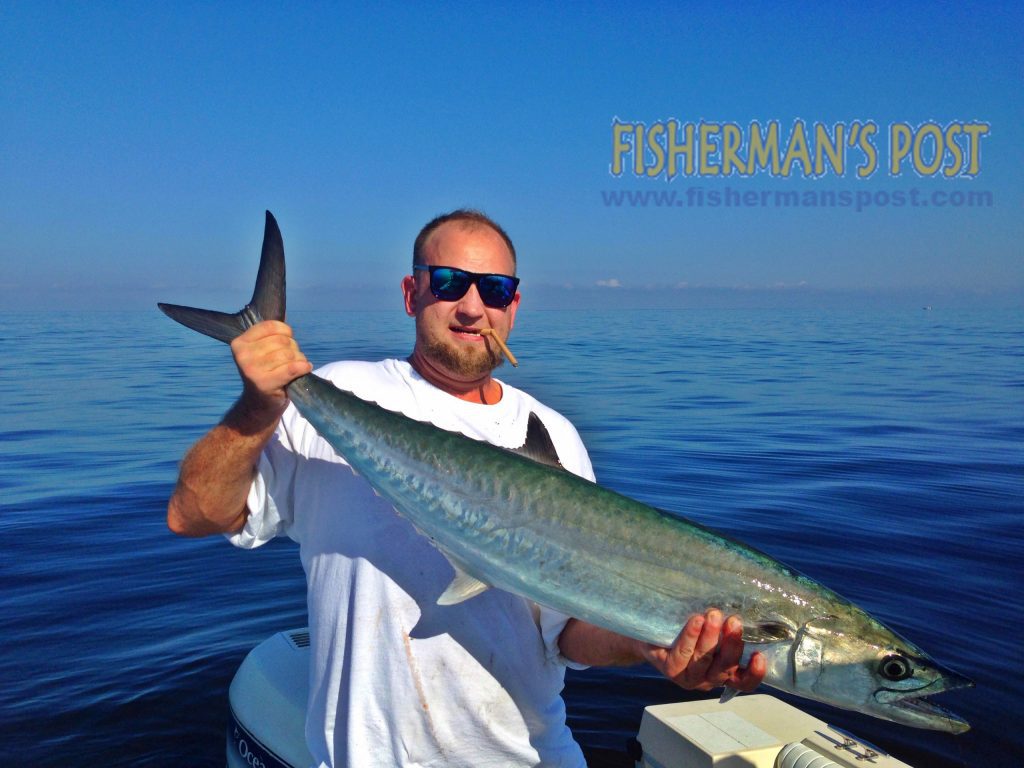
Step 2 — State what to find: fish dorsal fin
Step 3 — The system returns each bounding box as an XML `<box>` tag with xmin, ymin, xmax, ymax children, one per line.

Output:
<box><xmin>512</xmin><ymin>413</ymin><xmax>564</xmax><ymax>470</ymax></box>
<box><xmin>743</xmin><ymin>619</ymin><xmax>796</xmax><ymax>644</ymax></box>
<box><xmin>437</xmin><ymin>565</ymin><xmax>491</xmax><ymax>606</ymax></box>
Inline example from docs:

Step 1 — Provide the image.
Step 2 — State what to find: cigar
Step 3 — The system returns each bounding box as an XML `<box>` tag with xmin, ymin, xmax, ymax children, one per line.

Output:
<box><xmin>479</xmin><ymin>328</ymin><xmax>518</xmax><ymax>367</ymax></box>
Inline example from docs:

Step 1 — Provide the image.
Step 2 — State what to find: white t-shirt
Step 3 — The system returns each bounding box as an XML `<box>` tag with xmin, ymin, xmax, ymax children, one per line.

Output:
<box><xmin>230</xmin><ymin>359</ymin><xmax>594</xmax><ymax>768</ymax></box>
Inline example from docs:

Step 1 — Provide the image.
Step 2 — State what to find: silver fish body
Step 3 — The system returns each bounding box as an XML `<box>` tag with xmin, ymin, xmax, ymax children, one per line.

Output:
<box><xmin>286</xmin><ymin>373</ymin><xmax>972</xmax><ymax>733</ymax></box>
<box><xmin>160</xmin><ymin>211</ymin><xmax>972</xmax><ymax>733</ymax></box>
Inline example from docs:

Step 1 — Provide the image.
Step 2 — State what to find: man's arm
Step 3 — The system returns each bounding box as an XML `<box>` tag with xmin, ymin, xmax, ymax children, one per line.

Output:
<box><xmin>558</xmin><ymin>610</ymin><xmax>766</xmax><ymax>692</ymax></box>
<box><xmin>166</xmin><ymin>321</ymin><xmax>312</xmax><ymax>537</ymax></box>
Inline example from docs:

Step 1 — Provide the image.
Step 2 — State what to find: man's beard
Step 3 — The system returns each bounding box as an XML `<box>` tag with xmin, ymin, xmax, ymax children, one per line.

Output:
<box><xmin>418</xmin><ymin>331</ymin><xmax>504</xmax><ymax>378</ymax></box>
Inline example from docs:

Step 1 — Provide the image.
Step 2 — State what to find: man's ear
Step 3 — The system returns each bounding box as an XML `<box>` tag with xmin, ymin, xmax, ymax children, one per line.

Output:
<box><xmin>402</xmin><ymin>275</ymin><xmax>417</xmax><ymax>316</ymax></box>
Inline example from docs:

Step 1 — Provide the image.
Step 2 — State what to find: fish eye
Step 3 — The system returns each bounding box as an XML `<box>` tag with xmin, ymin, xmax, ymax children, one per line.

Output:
<box><xmin>879</xmin><ymin>654</ymin><xmax>913</xmax><ymax>681</ymax></box>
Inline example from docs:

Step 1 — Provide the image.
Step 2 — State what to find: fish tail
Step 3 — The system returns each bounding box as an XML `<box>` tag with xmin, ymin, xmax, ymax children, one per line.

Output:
<box><xmin>158</xmin><ymin>210</ymin><xmax>286</xmax><ymax>343</ymax></box>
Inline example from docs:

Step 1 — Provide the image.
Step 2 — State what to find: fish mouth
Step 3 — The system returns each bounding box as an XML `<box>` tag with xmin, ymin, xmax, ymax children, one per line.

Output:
<box><xmin>885</xmin><ymin>694</ymin><xmax>972</xmax><ymax>734</ymax></box>
<box><xmin>873</xmin><ymin>669</ymin><xmax>974</xmax><ymax>734</ymax></box>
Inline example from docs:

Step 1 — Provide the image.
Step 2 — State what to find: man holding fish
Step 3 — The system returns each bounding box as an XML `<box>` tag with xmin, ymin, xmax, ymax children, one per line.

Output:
<box><xmin>167</xmin><ymin>210</ymin><xmax>764</xmax><ymax>767</ymax></box>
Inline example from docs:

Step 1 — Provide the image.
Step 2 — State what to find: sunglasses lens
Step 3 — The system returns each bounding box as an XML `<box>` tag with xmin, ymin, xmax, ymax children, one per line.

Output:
<box><xmin>478</xmin><ymin>275</ymin><xmax>518</xmax><ymax>308</ymax></box>
<box><xmin>430</xmin><ymin>268</ymin><xmax>472</xmax><ymax>301</ymax></box>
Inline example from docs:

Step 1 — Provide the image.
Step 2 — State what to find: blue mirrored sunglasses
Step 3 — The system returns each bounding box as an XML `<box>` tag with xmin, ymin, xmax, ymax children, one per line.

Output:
<box><xmin>413</xmin><ymin>265</ymin><xmax>520</xmax><ymax>308</ymax></box>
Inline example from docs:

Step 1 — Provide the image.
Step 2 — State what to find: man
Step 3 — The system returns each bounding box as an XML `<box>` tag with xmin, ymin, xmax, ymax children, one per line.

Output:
<box><xmin>168</xmin><ymin>210</ymin><xmax>765</xmax><ymax>767</ymax></box>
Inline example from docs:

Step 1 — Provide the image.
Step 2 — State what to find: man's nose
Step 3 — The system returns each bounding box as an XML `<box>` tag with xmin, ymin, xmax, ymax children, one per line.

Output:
<box><xmin>455</xmin><ymin>282</ymin><xmax>486</xmax><ymax>315</ymax></box>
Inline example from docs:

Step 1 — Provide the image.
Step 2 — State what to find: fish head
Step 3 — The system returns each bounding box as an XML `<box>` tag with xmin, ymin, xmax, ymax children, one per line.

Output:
<box><xmin>774</xmin><ymin>615</ymin><xmax>973</xmax><ymax>733</ymax></box>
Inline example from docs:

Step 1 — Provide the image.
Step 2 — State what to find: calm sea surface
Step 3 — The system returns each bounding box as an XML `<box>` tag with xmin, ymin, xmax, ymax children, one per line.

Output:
<box><xmin>1</xmin><ymin>308</ymin><xmax>1020</xmax><ymax>767</ymax></box>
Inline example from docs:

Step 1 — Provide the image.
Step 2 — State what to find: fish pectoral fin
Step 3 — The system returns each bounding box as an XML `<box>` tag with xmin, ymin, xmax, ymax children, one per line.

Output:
<box><xmin>718</xmin><ymin>686</ymin><xmax>741</xmax><ymax>704</ymax></box>
<box><xmin>511</xmin><ymin>413</ymin><xmax>565</xmax><ymax>470</ymax></box>
<box><xmin>436</xmin><ymin>568</ymin><xmax>492</xmax><ymax>606</ymax></box>
<box><xmin>743</xmin><ymin>619</ymin><xmax>796</xmax><ymax>644</ymax></box>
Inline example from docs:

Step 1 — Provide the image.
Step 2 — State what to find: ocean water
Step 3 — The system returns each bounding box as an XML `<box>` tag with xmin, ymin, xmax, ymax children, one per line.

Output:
<box><xmin>1</xmin><ymin>307</ymin><xmax>1020</xmax><ymax>767</ymax></box>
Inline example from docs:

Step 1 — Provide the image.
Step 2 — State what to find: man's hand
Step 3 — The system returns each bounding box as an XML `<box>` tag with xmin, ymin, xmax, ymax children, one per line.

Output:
<box><xmin>166</xmin><ymin>320</ymin><xmax>312</xmax><ymax>538</ymax></box>
<box><xmin>230</xmin><ymin>320</ymin><xmax>313</xmax><ymax>415</ymax></box>
<box><xmin>638</xmin><ymin>609</ymin><xmax>765</xmax><ymax>692</ymax></box>
<box><xmin>558</xmin><ymin>609</ymin><xmax>766</xmax><ymax>694</ymax></box>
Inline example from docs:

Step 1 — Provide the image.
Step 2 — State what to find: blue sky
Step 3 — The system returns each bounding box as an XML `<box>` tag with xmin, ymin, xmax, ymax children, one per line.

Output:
<box><xmin>2</xmin><ymin>2</ymin><xmax>1021</xmax><ymax>310</ymax></box>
